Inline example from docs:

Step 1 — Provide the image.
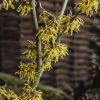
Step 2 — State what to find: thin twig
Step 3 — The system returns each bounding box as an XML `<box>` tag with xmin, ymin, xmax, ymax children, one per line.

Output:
<box><xmin>59</xmin><ymin>0</ymin><xmax>69</xmax><ymax>20</ymax></box>
<box><xmin>71</xmin><ymin>10</ymin><xmax>81</xmax><ymax>22</ymax></box>
<box><xmin>33</xmin><ymin>68</ymin><xmax>44</xmax><ymax>89</ymax></box>
<box><xmin>31</xmin><ymin>0</ymin><xmax>39</xmax><ymax>31</ymax></box>
<box><xmin>57</xmin><ymin>0</ymin><xmax>69</xmax><ymax>44</ymax></box>
<box><xmin>31</xmin><ymin>0</ymin><xmax>43</xmax><ymax>90</ymax></box>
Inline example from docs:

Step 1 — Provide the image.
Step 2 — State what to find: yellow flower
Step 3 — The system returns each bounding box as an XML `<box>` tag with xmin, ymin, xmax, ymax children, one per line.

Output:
<box><xmin>70</xmin><ymin>16</ymin><xmax>84</xmax><ymax>35</ymax></box>
<box><xmin>22</xmin><ymin>40</ymin><xmax>37</xmax><ymax>61</ymax></box>
<box><xmin>16</xmin><ymin>62</ymin><xmax>38</xmax><ymax>83</ymax></box>
<box><xmin>59</xmin><ymin>12</ymin><xmax>84</xmax><ymax>35</ymax></box>
<box><xmin>0</xmin><ymin>86</ymin><xmax>18</xmax><ymax>100</ymax></box>
<box><xmin>42</xmin><ymin>43</ymin><xmax>68</xmax><ymax>70</ymax></box>
<box><xmin>37</xmin><ymin>26</ymin><xmax>57</xmax><ymax>43</ymax></box>
<box><xmin>3</xmin><ymin>0</ymin><xmax>15</xmax><ymax>10</ymax></box>
<box><xmin>59</xmin><ymin>15</ymin><xmax>70</xmax><ymax>34</ymax></box>
<box><xmin>75</xmin><ymin>0</ymin><xmax>99</xmax><ymax>16</ymax></box>
<box><xmin>44</xmin><ymin>43</ymin><xmax>68</xmax><ymax>62</ymax></box>
<box><xmin>19</xmin><ymin>84</ymin><xmax>43</xmax><ymax>100</ymax></box>
<box><xmin>37</xmin><ymin>11</ymin><xmax>58</xmax><ymax>43</ymax></box>
<box><xmin>58</xmin><ymin>43</ymin><xmax>69</xmax><ymax>58</ymax></box>
<box><xmin>17</xmin><ymin>1</ymin><xmax>31</xmax><ymax>16</ymax></box>
<box><xmin>43</xmin><ymin>43</ymin><xmax>58</xmax><ymax>63</ymax></box>
<box><xmin>42</xmin><ymin>60</ymin><xmax>52</xmax><ymax>70</ymax></box>
<box><xmin>40</xmin><ymin>11</ymin><xmax>57</xmax><ymax>26</ymax></box>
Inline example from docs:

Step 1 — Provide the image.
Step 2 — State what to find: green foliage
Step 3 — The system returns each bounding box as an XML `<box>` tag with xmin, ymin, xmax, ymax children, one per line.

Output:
<box><xmin>0</xmin><ymin>73</ymin><xmax>69</xmax><ymax>100</ymax></box>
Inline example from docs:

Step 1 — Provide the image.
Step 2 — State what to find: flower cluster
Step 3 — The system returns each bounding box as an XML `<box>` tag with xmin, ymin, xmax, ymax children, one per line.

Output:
<box><xmin>23</xmin><ymin>40</ymin><xmax>37</xmax><ymax>61</ymax></box>
<box><xmin>42</xmin><ymin>60</ymin><xmax>52</xmax><ymax>70</ymax></box>
<box><xmin>37</xmin><ymin>26</ymin><xmax>57</xmax><ymax>43</ymax></box>
<box><xmin>37</xmin><ymin>11</ymin><xmax>84</xmax><ymax>70</ymax></box>
<box><xmin>70</xmin><ymin>16</ymin><xmax>84</xmax><ymax>34</ymax></box>
<box><xmin>37</xmin><ymin>11</ymin><xmax>58</xmax><ymax>43</ymax></box>
<box><xmin>3</xmin><ymin>0</ymin><xmax>15</xmax><ymax>10</ymax></box>
<box><xmin>75</xmin><ymin>0</ymin><xmax>99</xmax><ymax>16</ymax></box>
<box><xmin>1</xmin><ymin>0</ymin><xmax>32</xmax><ymax>16</ymax></box>
<box><xmin>17</xmin><ymin>0</ymin><xmax>31</xmax><ymax>16</ymax></box>
<box><xmin>59</xmin><ymin>12</ymin><xmax>84</xmax><ymax>35</ymax></box>
<box><xmin>39</xmin><ymin>11</ymin><xmax>57</xmax><ymax>27</ymax></box>
<box><xmin>58</xmin><ymin>43</ymin><xmax>69</xmax><ymax>58</ymax></box>
<box><xmin>36</xmin><ymin>11</ymin><xmax>70</xmax><ymax>70</ymax></box>
<box><xmin>0</xmin><ymin>86</ymin><xmax>18</xmax><ymax>100</ymax></box>
<box><xmin>16</xmin><ymin>62</ymin><xmax>38</xmax><ymax>83</ymax></box>
<box><xmin>42</xmin><ymin>43</ymin><xmax>68</xmax><ymax>70</ymax></box>
<box><xmin>19</xmin><ymin>84</ymin><xmax>43</xmax><ymax>100</ymax></box>
<box><xmin>0</xmin><ymin>85</ymin><xmax>43</xmax><ymax>100</ymax></box>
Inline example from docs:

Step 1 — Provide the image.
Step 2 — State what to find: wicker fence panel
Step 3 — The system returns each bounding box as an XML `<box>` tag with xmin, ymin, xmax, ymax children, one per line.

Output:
<box><xmin>0</xmin><ymin>0</ymin><xmax>98</xmax><ymax>92</ymax></box>
<box><xmin>0</xmin><ymin>12</ymin><xmax>20</xmax><ymax>74</ymax></box>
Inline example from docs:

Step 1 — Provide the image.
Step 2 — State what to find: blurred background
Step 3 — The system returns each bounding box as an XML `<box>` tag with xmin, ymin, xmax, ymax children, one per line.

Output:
<box><xmin>0</xmin><ymin>0</ymin><xmax>100</xmax><ymax>100</ymax></box>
